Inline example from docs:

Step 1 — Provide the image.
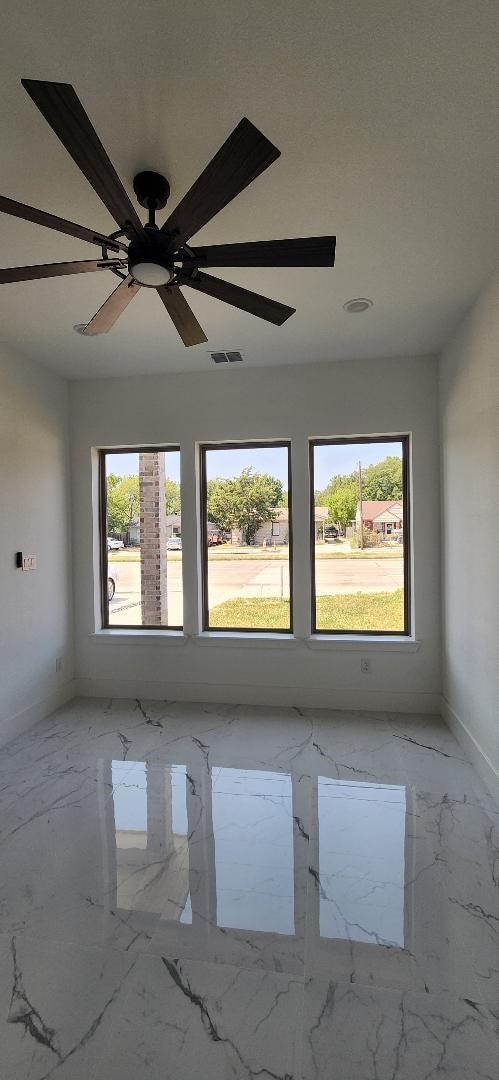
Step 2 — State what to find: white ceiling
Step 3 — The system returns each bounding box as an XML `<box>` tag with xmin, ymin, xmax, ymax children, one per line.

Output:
<box><xmin>1</xmin><ymin>0</ymin><xmax>499</xmax><ymax>379</ymax></box>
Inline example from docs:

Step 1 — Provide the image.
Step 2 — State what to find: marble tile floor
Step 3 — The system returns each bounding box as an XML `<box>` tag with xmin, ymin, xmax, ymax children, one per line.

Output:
<box><xmin>0</xmin><ymin>697</ymin><xmax>498</xmax><ymax>1079</ymax></box>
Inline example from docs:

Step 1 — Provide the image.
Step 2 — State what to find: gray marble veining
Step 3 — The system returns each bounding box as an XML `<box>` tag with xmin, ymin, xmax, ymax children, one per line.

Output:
<box><xmin>0</xmin><ymin>697</ymin><xmax>497</xmax><ymax>1078</ymax></box>
<box><xmin>303</xmin><ymin>977</ymin><xmax>498</xmax><ymax>1080</ymax></box>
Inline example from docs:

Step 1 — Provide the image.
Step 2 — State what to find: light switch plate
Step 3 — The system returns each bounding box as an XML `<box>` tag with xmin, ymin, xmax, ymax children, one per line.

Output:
<box><xmin>22</xmin><ymin>554</ymin><xmax>37</xmax><ymax>571</ymax></box>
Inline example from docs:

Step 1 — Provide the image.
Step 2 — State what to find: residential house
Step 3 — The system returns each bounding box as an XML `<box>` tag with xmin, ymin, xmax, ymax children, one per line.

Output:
<box><xmin>127</xmin><ymin>513</ymin><xmax>218</xmax><ymax>544</ymax></box>
<box><xmin>231</xmin><ymin>506</ymin><xmax>329</xmax><ymax>545</ymax></box>
<box><xmin>355</xmin><ymin>499</ymin><xmax>403</xmax><ymax>537</ymax></box>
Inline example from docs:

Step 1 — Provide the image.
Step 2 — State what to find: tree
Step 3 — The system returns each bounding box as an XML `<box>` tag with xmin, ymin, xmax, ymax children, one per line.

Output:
<box><xmin>106</xmin><ymin>474</ymin><xmax>140</xmax><ymax>535</ymax></box>
<box><xmin>165</xmin><ymin>478</ymin><xmax>181</xmax><ymax>515</ymax></box>
<box><xmin>106</xmin><ymin>473</ymin><xmax>121</xmax><ymax>492</ymax></box>
<box><xmin>207</xmin><ymin>467</ymin><xmax>284</xmax><ymax>544</ymax></box>
<box><xmin>362</xmin><ymin>456</ymin><xmax>402</xmax><ymax>500</ymax></box>
<box><xmin>206</xmin><ymin>477</ymin><xmax>239</xmax><ymax>533</ymax></box>
<box><xmin>315</xmin><ymin>454</ymin><xmax>403</xmax><ymax>532</ymax></box>
<box><xmin>326</xmin><ymin>478</ymin><xmax>358</xmax><ymax>531</ymax></box>
<box><xmin>315</xmin><ymin>473</ymin><xmax>358</xmax><ymax>531</ymax></box>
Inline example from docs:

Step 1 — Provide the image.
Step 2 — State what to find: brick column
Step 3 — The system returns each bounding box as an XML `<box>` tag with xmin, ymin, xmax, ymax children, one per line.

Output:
<box><xmin>139</xmin><ymin>452</ymin><xmax>168</xmax><ymax>625</ymax></box>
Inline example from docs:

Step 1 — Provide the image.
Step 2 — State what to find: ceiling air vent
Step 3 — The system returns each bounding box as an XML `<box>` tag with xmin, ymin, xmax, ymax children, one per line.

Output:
<box><xmin>210</xmin><ymin>351</ymin><xmax>244</xmax><ymax>363</ymax></box>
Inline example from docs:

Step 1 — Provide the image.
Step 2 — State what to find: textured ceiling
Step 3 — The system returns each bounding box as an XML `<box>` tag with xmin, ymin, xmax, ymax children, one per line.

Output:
<box><xmin>1</xmin><ymin>0</ymin><xmax>499</xmax><ymax>378</ymax></box>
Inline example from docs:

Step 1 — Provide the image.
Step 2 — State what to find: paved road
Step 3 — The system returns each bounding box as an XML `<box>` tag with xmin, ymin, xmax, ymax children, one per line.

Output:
<box><xmin>108</xmin><ymin>557</ymin><xmax>403</xmax><ymax>626</ymax></box>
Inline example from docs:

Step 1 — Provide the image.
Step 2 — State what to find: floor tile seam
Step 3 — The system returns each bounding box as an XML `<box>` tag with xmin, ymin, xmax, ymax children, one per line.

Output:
<box><xmin>141</xmin><ymin>944</ymin><xmax>308</xmax><ymax>980</ymax></box>
<box><xmin>0</xmin><ymin>930</ymin><xmax>153</xmax><ymax>962</ymax></box>
<box><xmin>142</xmin><ymin>950</ymin><xmax>308</xmax><ymax>984</ymax></box>
<box><xmin>300</xmin><ymin>968</ymin><xmax>498</xmax><ymax>1012</ymax></box>
<box><xmin>301</xmin><ymin>950</ymin><xmax>491</xmax><ymax>999</ymax></box>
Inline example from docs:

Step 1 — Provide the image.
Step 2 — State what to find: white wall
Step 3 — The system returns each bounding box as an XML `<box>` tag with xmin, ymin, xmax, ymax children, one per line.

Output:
<box><xmin>440</xmin><ymin>269</ymin><xmax>499</xmax><ymax>794</ymax></box>
<box><xmin>0</xmin><ymin>344</ymin><xmax>74</xmax><ymax>744</ymax></box>
<box><xmin>71</xmin><ymin>355</ymin><xmax>440</xmax><ymax>713</ymax></box>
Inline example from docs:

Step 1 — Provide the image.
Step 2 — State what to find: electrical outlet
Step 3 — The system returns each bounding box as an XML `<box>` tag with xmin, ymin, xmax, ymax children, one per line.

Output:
<box><xmin>55</xmin><ymin>657</ymin><xmax>63</xmax><ymax>673</ymax></box>
<box><xmin>360</xmin><ymin>658</ymin><xmax>371</xmax><ymax>674</ymax></box>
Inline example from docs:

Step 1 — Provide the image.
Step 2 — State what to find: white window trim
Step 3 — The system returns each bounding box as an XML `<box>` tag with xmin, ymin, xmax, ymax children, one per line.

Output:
<box><xmin>90</xmin><ymin>629</ymin><xmax>420</xmax><ymax>652</ymax></box>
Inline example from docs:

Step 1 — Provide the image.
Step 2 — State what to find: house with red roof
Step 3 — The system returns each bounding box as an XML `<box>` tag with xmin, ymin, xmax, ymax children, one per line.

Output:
<box><xmin>355</xmin><ymin>499</ymin><xmax>403</xmax><ymax>537</ymax></box>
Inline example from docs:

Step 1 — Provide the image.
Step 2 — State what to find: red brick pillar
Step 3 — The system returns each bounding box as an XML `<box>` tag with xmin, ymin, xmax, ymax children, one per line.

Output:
<box><xmin>139</xmin><ymin>452</ymin><xmax>168</xmax><ymax>625</ymax></box>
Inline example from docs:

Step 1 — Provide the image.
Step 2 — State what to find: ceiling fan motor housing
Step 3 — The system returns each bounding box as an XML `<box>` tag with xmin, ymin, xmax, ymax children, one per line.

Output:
<box><xmin>128</xmin><ymin>229</ymin><xmax>175</xmax><ymax>287</ymax></box>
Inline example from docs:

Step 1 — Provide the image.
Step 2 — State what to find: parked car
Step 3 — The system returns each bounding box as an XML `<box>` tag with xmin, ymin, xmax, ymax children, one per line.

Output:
<box><xmin>324</xmin><ymin>525</ymin><xmax>339</xmax><ymax>541</ymax></box>
<box><xmin>107</xmin><ymin>536</ymin><xmax>124</xmax><ymax>550</ymax></box>
<box><xmin>108</xmin><ymin>567</ymin><xmax>118</xmax><ymax>600</ymax></box>
<box><xmin>166</xmin><ymin>536</ymin><xmax>182</xmax><ymax>551</ymax></box>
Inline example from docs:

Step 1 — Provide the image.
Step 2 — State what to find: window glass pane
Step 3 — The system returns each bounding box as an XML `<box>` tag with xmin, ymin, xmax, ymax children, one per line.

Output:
<box><xmin>312</xmin><ymin>439</ymin><xmax>407</xmax><ymax>632</ymax></box>
<box><xmin>203</xmin><ymin>444</ymin><xmax>291</xmax><ymax>630</ymax></box>
<box><xmin>103</xmin><ymin>449</ymin><xmax>182</xmax><ymax>628</ymax></box>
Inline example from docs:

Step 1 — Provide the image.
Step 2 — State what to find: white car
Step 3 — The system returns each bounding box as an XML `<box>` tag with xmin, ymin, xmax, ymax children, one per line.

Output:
<box><xmin>107</xmin><ymin>536</ymin><xmax>124</xmax><ymax>550</ymax></box>
<box><xmin>166</xmin><ymin>536</ymin><xmax>182</xmax><ymax>551</ymax></box>
<box><xmin>108</xmin><ymin>567</ymin><xmax>118</xmax><ymax>600</ymax></box>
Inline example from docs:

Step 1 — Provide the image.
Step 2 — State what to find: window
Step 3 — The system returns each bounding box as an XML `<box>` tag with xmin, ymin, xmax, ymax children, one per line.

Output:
<box><xmin>310</xmin><ymin>436</ymin><xmax>410</xmax><ymax>634</ymax></box>
<box><xmin>200</xmin><ymin>442</ymin><xmax>292</xmax><ymax>632</ymax></box>
<box><xmin>100</xmin><ymin>448</ymin><xmax>182</xmax><ymax>629</ymax></box>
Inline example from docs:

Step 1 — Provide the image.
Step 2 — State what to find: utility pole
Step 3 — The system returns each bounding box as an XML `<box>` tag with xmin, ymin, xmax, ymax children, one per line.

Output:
<box><xmin>358</xmin><ymin>460</ymin><xmax>364</xmax><ymax>549</ymax></box>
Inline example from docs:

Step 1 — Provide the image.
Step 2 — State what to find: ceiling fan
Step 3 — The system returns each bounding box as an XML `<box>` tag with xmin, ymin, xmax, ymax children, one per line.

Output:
<box><xmin>0</xmin><ymin>80</ymin><xmax>336</xmax><ymax>347</ymax></box>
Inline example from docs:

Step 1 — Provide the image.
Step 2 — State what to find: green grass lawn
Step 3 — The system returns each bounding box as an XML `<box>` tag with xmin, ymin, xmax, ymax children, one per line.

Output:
<box><xmin>209</xmin><ymin>589</ymin><xmax>404</xmax><ymax>631</ymax></box>
<box><xmin>108</xmin><ymin>547</ymin><xmax>402</xmax><ymax>562</ymax></box>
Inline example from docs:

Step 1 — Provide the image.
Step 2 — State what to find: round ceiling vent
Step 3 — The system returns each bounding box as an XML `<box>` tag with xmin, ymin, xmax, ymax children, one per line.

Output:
<box><xmin>343</xmin><ymin>298</ymin><xmax>373</xmax><ymax>313</ymax></box>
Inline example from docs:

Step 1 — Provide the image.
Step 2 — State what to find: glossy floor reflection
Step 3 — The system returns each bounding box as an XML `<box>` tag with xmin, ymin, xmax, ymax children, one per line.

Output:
<box><xmin>0</xmin><ymin>698</ymin><xmax>498</xmax><ymax>1078</ymax></box>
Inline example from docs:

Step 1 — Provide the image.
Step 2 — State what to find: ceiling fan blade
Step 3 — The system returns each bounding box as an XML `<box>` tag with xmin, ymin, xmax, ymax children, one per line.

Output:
<box><xmin>182</xmin><ymin>236</ymin><xmax>336</xmax><ymax>269</ymax></box>
<box><xmin>82</xmin><ymin>275</ymin><xmax>140</xmax><ymax>335</ymax></box>
<box><xmin>21</xmin><ymin>80</ymin><xmax>144</xmax><ymax>238</ymax></box>
<box><xmin>0</xmin><ymin>195</ymin><xmax>127</xmax><ymax>252</ymax></box>
<box><xmin>157</xmin><ymin>285</ymin><xmax>207</xmax><ymax>347</ymax></box>
<box><xmin>178</xmin><ymin>271</ymin><xmax>295</xmax><ymax>326</ymax></box>
<box><xmin>0</xmin><ymin>259</ymin><xmax>123</xmax><ymax>284</ymax></box>
<box><xmin>162</xmin><ymin>118</ymin><xmax>280</xmax><ymax>246</ymax></box>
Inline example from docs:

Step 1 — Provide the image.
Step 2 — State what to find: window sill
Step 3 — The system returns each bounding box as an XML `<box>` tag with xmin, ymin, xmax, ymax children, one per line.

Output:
<box><xmin>306</xmin><ymin>636</ymin><xmax>421</xmax><ymax>652</ymax></box>
<box><xmin>89</xmin><ymin>630</ymin><xmax>420</xmax><ymax>652</ymax></box>
<box><xmin>90</xmin><ymin>630</ymin><xmax>188</xmax><ymax>646</ymax></box>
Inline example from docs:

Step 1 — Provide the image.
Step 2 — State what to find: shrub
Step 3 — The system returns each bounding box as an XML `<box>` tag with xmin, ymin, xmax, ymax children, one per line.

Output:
<box><xmin>350</xmin><ymin>527</ymin><xmax>381</xmax><ymax>548</ymax></box>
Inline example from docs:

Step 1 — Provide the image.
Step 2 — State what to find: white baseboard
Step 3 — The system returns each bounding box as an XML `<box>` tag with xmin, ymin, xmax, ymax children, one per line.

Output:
<box><xmin>441</xmin><ymin>696</ymin><xmax>499</xmax><ymax>804</ymax></box>
<box><xmin>75</xmin><ymin>676</ymin><xmax>440</xmax><ymax>714</ymax></box>
<box><xmin>0</xmin><ymin>680</ymin><xmax>77</xmax><ymax>750</ymax></box>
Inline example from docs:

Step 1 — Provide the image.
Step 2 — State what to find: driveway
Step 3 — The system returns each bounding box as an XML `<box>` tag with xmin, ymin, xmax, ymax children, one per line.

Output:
<box><xmin>109</xmin><ymin>556</ymin><xmax>404</xmax><ymax>626</ymax></box>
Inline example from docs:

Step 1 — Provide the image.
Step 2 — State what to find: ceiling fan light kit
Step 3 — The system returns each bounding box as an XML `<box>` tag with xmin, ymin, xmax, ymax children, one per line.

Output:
<box><xmin>0</xmin><ymin>80</ymin><xmax>336</xmax><ymax>347</ymax></box>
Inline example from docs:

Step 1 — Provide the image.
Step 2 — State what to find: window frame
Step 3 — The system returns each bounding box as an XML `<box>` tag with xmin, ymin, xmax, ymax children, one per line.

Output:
<box><xmin>200</xmin><ymin>441</ymin><xmax>294</xmax><ymax>634</ymax></box>
<box><xmin>99</xmin><ymin>446</ymin><xmax>183</xmax><ymax>631</ymax></box>
<box><xmin>309</xmin><ymin>435</ymin><xmax>411</xmax><ymax>636</ymax></box>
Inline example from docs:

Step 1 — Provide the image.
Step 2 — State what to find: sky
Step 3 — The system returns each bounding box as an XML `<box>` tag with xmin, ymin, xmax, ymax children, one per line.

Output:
<box><xmin>313</xmin><ymin>441</ymin><xmax>402</xmax><ymax>490</ymax></box>
<box><xmin>107</xmin><ymin>451</ymin><xmax>181</xmax><ymax>482</ymax></box>
<box><xmin>106</xmin><ymin>441</ymin><xmax>402</xmax><ymax>491</ymax></box>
